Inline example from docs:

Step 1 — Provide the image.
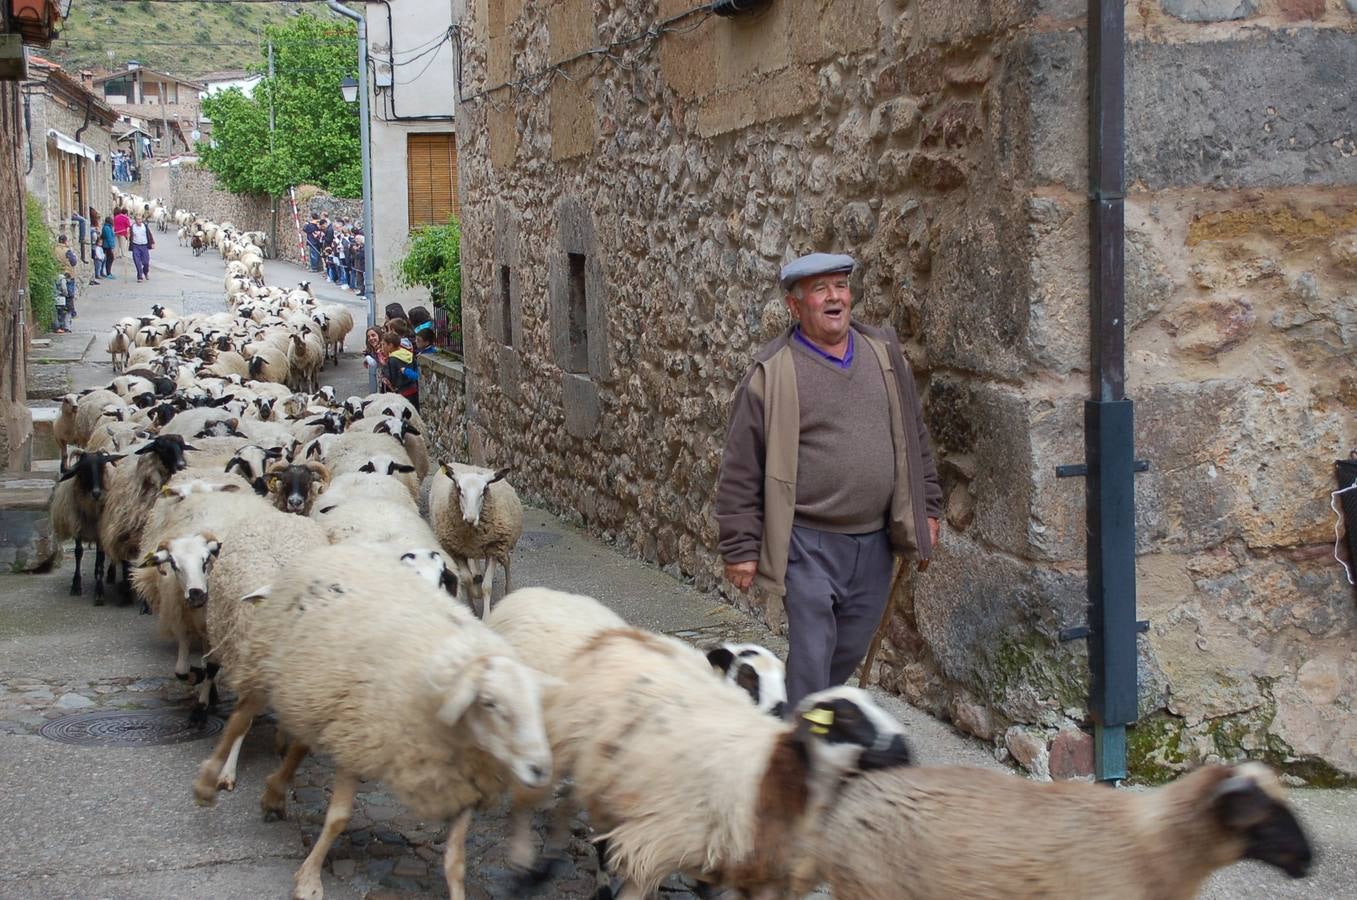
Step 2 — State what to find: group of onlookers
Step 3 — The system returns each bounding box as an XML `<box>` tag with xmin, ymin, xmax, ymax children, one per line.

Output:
<box><xmin>302</xmin><ymin>211</ymin><xmax>365</xmax><ymax>297</ymax></box>
<box><xmin>362</xmin><ymin>302</ymin><xmax>437</xmax><ymax>408</ymax></box>
<box><xmin>53</xmin><ymin>205</ymin><xmax>156</xmax><ymax>333</ymax></box>
<box><xmin>111</xmin><ymin>149</ymin><xmax>137</xmax><ymax>182</ymax></box>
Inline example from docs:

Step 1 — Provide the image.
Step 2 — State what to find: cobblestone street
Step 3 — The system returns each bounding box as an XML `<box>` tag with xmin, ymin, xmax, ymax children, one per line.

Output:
<box><xmin>2</xmin><ymin>240</ymin><xmax>1354</xmax><ymax>899</ymax></box>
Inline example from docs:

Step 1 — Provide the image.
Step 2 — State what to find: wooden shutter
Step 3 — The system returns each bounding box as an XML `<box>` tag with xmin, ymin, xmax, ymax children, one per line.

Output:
<box><xmin>406</xmin><ymin>133</ymin><xmax>459</xmax><ymax>230</ymax></box>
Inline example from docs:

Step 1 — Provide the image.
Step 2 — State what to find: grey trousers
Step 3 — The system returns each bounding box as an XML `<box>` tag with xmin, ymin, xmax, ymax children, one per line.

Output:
<box><xmin>784</xmin><ymin>525</ymin><xmax>895</xmax><ymax>711</ymax></box>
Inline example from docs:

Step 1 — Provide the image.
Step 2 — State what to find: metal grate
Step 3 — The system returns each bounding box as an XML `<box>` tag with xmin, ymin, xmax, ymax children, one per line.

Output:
<box><xmin>38</xmin><ymin>709</ymin><xmax>223</xmax><ymax>747</ymax></box>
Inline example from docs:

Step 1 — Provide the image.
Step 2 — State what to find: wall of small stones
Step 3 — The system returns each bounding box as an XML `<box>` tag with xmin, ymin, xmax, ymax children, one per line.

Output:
<box><xmin>417</xmin><ymin>352</ymin><xmax>467</xmax><ymax>465</ymax></box>
<box><xmin>446</xmin><ymin>0</ymin><xmax>1357</xmax><ymax>782</ymax></box>
<box><xmin>1</xmin><ymin>80</ymin><xmax>32</xmax><ymax>469</ymax></box>
<box><xmin>166</xmin><ymin>165</ymin><xmax>363</xmax><ymax>269</ymax></box>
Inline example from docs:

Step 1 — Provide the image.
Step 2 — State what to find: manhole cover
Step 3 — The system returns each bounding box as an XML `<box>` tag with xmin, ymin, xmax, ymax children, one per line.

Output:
<box><xmin>518</xmin><ymin>530</ymin><xmax>562</xmax><ymax>551</ymax></box>
<box><xmin>38</xmin><ymin>709</ymin><xmax>223</xmax><ymax>747</ymax></box>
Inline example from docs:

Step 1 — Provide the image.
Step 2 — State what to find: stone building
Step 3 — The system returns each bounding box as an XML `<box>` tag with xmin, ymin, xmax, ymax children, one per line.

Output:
<box><xmin>450</xmin><ymin>0</ymin><xmax>1357</xmax><ymax>781</ymax></box>
<box><xmin>22</xmin><ymin>56</ymin><xmax>118</xmax><ymax>238</ymax></box>
<box><xmin>94</xmin><ymin>64</ymin><xmax>204</xmax><ymax>157</ymax></box>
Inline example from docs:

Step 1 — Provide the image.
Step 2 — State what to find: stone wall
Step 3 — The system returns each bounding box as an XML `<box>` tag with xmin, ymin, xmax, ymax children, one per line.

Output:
<box><xmin>1</xmin><ymin>80</ymin><xmax>32</xmax><ymax>469</ymax></box>
<box><xmin>450</xmin><ymin>0</ymin><xmax>1357</xmax><ymax>782</ymax></box>
<box><xmin>417</xmin><ymin>351</ymin><xmax>468</xmax><ymax>464</ymax></box>
<box><xmin>165</xmin><ymin>165</ymin><xmax>362</xmax><ymax>268</ymax></box>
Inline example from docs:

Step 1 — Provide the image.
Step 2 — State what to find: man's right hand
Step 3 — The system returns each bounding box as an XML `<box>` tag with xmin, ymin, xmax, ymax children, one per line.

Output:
<box><xmin>724</xmin><ymin>560</ymin><xmax>757</xmax><ymax>592</ymax></box>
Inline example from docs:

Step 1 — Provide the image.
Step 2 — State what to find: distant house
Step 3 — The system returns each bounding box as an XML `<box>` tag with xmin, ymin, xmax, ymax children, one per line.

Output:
<box><xmin>23</xmin><ymin>55</ymin><xmax>118</xmax><ymax>236</ymax></box>
<box><xmin>199</xmin><ymin>69</ymin><xmax>263</xmax><ymax>102</ymax></box>
<box><xmin>360</xmin><ymin>0</ymin><xmax>459</xmax><ymax>307</ymax></box>
<box><xmin>93</xmin><ymin>63</ymin><xmax>204</xmax><ymax>156</ymax></box>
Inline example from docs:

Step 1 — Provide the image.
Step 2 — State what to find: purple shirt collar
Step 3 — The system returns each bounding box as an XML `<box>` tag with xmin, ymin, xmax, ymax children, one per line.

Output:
<box><xmin>793</xmin><ymin>326</ymin><xmax>854</xmax><ymax>369</ymax></box>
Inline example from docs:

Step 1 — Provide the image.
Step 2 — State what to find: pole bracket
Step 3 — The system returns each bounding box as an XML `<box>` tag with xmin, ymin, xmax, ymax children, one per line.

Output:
<box><xmin>1056</xmin><ymin>460</ymin><xmax>1148</xmax><ymax>478</ymax></box>
<box><xmin>1059</xmin><ymin>620</ymin><xmax>1149</xmax><ymax>643</ymax></box>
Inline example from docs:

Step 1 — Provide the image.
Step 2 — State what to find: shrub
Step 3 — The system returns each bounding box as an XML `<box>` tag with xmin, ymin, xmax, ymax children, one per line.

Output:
<box><xmin>396</xmin><ymin>217</ymin><xmax>461</xmax><ymax>329</ymax></box>
<box><xmin>24</xmin><ymin>195</ymin><xmax>59</xmax><ymax>333</ymax></box>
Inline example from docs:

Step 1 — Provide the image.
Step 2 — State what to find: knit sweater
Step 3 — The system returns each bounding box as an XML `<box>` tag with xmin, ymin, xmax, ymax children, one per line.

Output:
<box><xmin>790</xmin><ymin>337</ymin><xmax>894</xmax><ymax>533</ymax></box>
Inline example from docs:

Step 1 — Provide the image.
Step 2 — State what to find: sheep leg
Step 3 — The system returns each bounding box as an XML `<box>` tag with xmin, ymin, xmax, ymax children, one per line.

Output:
<box><xmin>480</xmin><ymin>558</ymin><xmax>497</xmax><ymax>619</ymax></box>
<box><xmin>441</xmin><ymin>808</ymin><xmax>473</xmax><ymax>900</ymax></box>
<box><xmin>92</xmin><ymin>544</ymin><xmax>105</xmax><ymax>603</ymax></box>
<box><xmin>117</xmin><ymin>561</ymin><xmax>133</xmax><ymax>605</ymax></box>
<box><xmin>189</xmin><ymin>660</ymin><xmax>221</xmax><ymax>726</ymax></box>
<box><xmin>262</xmin><ymin>740</ymin><xmax>310</xmax><ymax>821</ymax></box>
<box><xmin>173</xmin><ymin>634</ymin><xmax>192</xmax><ymax>680</ymax></box>
<box><xmin>508</xmin><ymin>783</ymin><xmax>573</xmax><ymax>888</ymax></box>
<box><xmin>194</xmin><ymin>693</ymin><xmax>263</xmax><ymax>805</ymax></box>
<box><xmin>593</xmin><ymin>839</ymin><xmax>619</xmax><ymax>900</ymax></box>
<box><xmin>216</xmin><ymin>733</ymin><xmax>246</xmax><ymax>792</ymax></box>
<box><xmin>70</xmin><ymin>539</ymin><xmax>84</xmax><ymax>596</ymax></box>
<box><xmin>292</xmin><ymin>767</ymin><xmax>357</xmax><ymax>900</ymax></box>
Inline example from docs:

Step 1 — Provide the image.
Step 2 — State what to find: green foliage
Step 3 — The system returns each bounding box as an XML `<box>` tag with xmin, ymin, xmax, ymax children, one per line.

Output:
<box><xmin>396</xmin><ymin>218</ymin><xmax>462</xmax><ymax>326</ymax></box>
<box><xmin>199</xmin><ymin>13</ymin><xmax>361</xmax><ymax>198</ymax></box>
<box><xmin>25</xmin><ymin>195</ymin><xmax>59</xmax><ymax>333</ymax></box>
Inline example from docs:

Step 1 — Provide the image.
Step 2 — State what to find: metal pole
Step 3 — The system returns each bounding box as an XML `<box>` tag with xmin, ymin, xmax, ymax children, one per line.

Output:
<box><xmin>327</xmin><ymin>0</ymin><xmax>378</xmax><ymax>392</ymax></box>
<box><xmin>268</xmin><ymin>39</ymin><xmax>277</xmax><ymax>260</ymax></box>
<box><xmin>1086</xmin><ymin>0</ymin><xmax>1136</xmax><ymax>783</ymax></box>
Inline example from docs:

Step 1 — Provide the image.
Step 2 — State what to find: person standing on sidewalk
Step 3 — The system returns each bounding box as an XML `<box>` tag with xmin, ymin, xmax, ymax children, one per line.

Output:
<box><xmin>303</xmin><ymin>213</ymin><xmax>322</xmax><ymax>272</ymax></box>
<box><xmin>100</xmin><ymin>214</ymin><xmax>117</xmax><ymax>280</ymax></box>
<box><xmin>129</xmin><ymin>214</ymin><xmax>154</xmax><ymax>282</ymax></box>
<box><xmin>113</xmin><ymin>207</ymin><xmax>132</xmax><ymax>276</ymax></box>
<box><xmin>715</xmin><ymin>252</ymin><xmax>943</xmax><ymax>711</ymax></box>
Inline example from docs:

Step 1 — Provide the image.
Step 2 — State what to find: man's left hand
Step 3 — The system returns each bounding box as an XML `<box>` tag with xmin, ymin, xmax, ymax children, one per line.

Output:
<box><xmin>928</xmin><ymin>517</ymin><xmax>940</xmax><ymax>547</ymax></box>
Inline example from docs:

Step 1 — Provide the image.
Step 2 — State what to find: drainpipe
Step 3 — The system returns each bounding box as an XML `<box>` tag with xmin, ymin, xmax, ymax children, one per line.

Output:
<box><xmin>327</xmin><ymin>0</ymin><xmax>378</xmax><ymax>392</ymax></box>
<box><xmin>1057</xmin><ymin>0</ymin><xmax>1145</xmax><ymax>783</ymax></box>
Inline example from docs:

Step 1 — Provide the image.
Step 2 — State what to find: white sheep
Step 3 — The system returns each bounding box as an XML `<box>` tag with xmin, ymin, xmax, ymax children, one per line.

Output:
<box><xmin>429</xmin><ymin>462</ymin><xmax>524</xmax><ymax>616</ymax></box>
<box><xmin>98</xmin><ymin>435</ymin><xmax>197</xmax><ymax>602</ymax></box>
<box><xmin>245</xmin><ymin>344</ymin><xmax>290</xmax><ymax>384</ymax></box>
<box><xmin>193</xmin><ymin>544</ymin><xmax>555</xmax><ymax>900</ymax></box>
<box><xmin>287</xmin><ymin>331</ymin><xmax>324</xmax><ymax>393</ymax></box>
<box><xmin>798</xmin><ymin>761</ymin><xmax>1313</xmax><ymax>900</ymax></box>
<box><xmin>707</xmin><ymin>643</ymin><xmax>788</xmax><ymax>718</ymax></box>
<box><xmin>348</xmin><ymin>415</ymin><xmax>430</xmax><ymax>479</ymax></box>
<box><xmin>107</xmin><ymin>324</ymin><xmax>133</xmax><ymax>372</ymax></box>
<box><xmin>546</xmin><ymin>628</ymin><xmax>913</xmax><ymax>899</ymax></box>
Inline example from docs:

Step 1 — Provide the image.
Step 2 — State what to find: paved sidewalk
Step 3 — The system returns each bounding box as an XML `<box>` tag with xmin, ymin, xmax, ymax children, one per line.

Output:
<box><xmin>2</xmin><ymin>239</ymin><xmax>1352</xmax><ymax>899</ymax></box>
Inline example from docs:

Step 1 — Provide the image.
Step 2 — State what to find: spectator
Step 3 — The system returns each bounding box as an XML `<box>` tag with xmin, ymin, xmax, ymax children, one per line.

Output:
<box><xmin>383</xmin><ymin>303</ymin><xmax>408</xmax><ymax>326</ymax></box>
<box><xmin>407</xmin><ymin>306</ymin><xmax>432</xmax><ymax>332</ymax></box>
<box><xmin>129</xmin><ymin>213</ymin><xmax>154</xmax><ymax>282</ymax></box>
<box><xmin>333</xmin><ymin>228</ymin><xmax>349</xmax><ymax>290</ymax></box>
<box><xmin>99</xmin><ymin>214</ymin><xmax>117</xmax><ymax>279</ymax></box>
<box><xmin>303</xmin><ymin>213</ymin><xmax>322</xmax><ymax>272</ymax></box>
<box><xmin>55</xmin><ymin>235</ymin><xmax>79</xmax><ymax>331</ymax></box>
<box><xmin>382</xmin><ymin>332</ymin><xmax>420</xmax><ymax>406</ymax></box>
<box><xmin>362</xmin><ymin>326</ymin><xmax>387</xmax><ymax>385</ymax></box>
<box><xmin>351</xmin><ymin>235</ymin><xmax>366</xmax><ymax>298</ymax></box>
<box><xmin>113</xmin><ymin>207</ymin><xmax>131</xmax><ymax>276</ymax></box>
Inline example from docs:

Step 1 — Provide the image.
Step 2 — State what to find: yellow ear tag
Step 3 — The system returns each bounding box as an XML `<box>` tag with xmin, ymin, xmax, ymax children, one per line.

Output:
<box><xmin>803</xmin><ymin>708</ymin><xmax>834</xmax><ymax>735</ymax></box>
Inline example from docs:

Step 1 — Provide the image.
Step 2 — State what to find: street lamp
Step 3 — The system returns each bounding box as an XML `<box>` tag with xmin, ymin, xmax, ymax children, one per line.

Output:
<box><xmin>340</xmin><ymin>76</ymin><xmax>358</xmax><ymax>104</ymax></box>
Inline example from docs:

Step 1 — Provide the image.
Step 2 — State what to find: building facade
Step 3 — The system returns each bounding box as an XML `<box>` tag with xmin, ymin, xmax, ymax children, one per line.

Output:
<box><xmin>94</xmin><ymin>64</ymin><xmax>204</xmax><ymax>157</ymax></box>
<box><xmin>23</xmin><ymin>56</ymin><xmax>117</xmax><ymax>239</ymax></box>
<box><xmin>452</xmin><ymin>0</ymin><xmax>1357</xmax><ymax>782</ymax></box>
<box><xmin>361</xmin><ymin>0</ymin><xmax>461</xmax><ymax>309</ymax></box>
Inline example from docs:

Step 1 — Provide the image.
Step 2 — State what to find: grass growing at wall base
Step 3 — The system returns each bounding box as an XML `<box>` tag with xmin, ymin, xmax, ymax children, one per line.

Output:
<box><xmin>25</xmin><ymin>195</ymin><xmax>59</xmax><ymax>334</ymax></box>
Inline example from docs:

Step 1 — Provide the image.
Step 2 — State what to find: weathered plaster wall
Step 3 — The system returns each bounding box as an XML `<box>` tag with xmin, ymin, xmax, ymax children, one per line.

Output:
<box><xmin>1</xmin><ymin>80</ymin><xmax>33</xmax><ymax>470</ymax></box>
<box><xmin>451</xmin><ymin>0</ymin><xmax>1357</xmax><ymax>782</ymax></box>
<box><xmin>23</xmin><ymin>86</ymin><xmax>114</xmax><ymax>236</ymax></box>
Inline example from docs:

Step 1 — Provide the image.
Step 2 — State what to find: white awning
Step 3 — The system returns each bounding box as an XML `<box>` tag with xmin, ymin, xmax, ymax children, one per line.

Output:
<box><xmin>47</xmin><ymin>129</ymin><xmax>99</xmax><ymax>161</ymax></box>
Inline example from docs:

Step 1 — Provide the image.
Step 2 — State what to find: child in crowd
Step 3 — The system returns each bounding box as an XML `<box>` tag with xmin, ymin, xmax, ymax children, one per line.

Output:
<box><xmin>382</xmin><ymin>331</ymin><xmax>420</xmax><ymax>408</ymax></box>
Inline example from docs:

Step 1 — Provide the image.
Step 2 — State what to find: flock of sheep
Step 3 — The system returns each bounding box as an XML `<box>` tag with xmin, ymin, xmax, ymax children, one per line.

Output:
<box><xmin>42</xmin><ymin>205</ymin><xmax>1317</xmax><ymax>899</ymax></box>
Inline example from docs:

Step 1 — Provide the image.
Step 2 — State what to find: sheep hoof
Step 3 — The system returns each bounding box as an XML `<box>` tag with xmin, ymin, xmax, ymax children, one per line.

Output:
<box><xmin>591</xmin><ymin>887</ymin><xmax>614</xmax><ymax>900</ymax></box>
<box><xmin>69</xmin><ymin>580</ymin><xmax>82</xmax><ymax>596</ymax></box>
<box><xmin>188</xmin><ymin>704</ymin><xmax>209</xmax><ymax>727</ymax></box>
<box><xmin>175</xmin><ymin>671</ymin><xmax>190</xmax><ymax>682</ymax></box>
<box><xmin>216</xmin><ymin>772</ymin><xmax>236</xmax><ymax>792</ymax></box>
<box><xmin>139</xmin><ymin>600</ymin><xmax>152</xmax><ymax>615</ymax></box>
<box><xmin>513</xmin><ymin>855</ymin><xmax>569</xmax><ymax>892</ymax></box>
<box><xmin>261</xmin><ymin>800</ymin><xmax>287</xmax><ymax>822</ymax></box>
<box><xmin>92</xmin><ymin>594</ymin><xmax>104</xmax><ymax>607</ymax></box>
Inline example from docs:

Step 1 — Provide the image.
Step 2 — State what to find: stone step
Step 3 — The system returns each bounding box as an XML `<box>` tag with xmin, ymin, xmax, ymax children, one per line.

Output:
<box><xmin>29</xmin><ymin>406</ymin><xmax>60</xmax><ymax>463</ymax></box>
<box><xmin>0</xmin><ymin>471</ymin><xmax>60</xmax><ymax>573</ymax></box>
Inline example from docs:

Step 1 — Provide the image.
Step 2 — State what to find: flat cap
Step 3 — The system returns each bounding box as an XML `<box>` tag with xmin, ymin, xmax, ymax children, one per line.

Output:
<box><xmin>779</xmin><ymin>252</ymin><xmax>856</xmax><ymax>292</ymax></box>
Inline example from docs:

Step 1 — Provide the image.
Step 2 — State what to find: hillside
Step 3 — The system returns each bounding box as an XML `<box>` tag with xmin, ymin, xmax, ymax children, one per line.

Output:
<box><xmin>47</xmin><ymin>0</ymin><xmax>303</xmax><ymax>79</ymax></box>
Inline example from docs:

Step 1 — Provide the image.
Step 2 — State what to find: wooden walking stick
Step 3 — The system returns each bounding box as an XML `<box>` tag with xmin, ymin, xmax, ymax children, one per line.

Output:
<box><xmin>857</xmin><ymin>556</ymin><xmax>927</xmax><ymax>688</ymax></box>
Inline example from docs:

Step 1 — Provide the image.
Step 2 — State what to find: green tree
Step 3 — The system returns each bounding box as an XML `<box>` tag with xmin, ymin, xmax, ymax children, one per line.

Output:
<box><xmin>25</xmin><ymin>195</ymin><xmax>59</xmax><ymax>333</ymax></box>
<box><xmin>396</xmin><ymin>217</ymin><xmax>461</xmax><ymax>330</ymax></box>
<box><xmin>200</xmin><ymin>13</ymin><xmax>360</xmax><ymax>197</ymax></box>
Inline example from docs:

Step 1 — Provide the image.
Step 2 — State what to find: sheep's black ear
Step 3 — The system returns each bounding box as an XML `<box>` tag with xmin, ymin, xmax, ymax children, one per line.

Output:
<box><xmin>374</xmin><ymin>420</ymin><xmax>392</xmax><ymax>434</ymax></box>
<box><xmin>304</xmin><ymin>443</ymin><xmax>322</xmax><ymax>460</ymax></box>
<box><xmin>400</xmin><ymin>552</ymin><xmax>416</xmax><ymax>561</ymax></box>
<box><xmin>1213</xmin><ymin>774</ymin><xmax>1278</xmax><ymax>831</ymax></box>
<box><xmin>265</xmin><ymin>447</ymin><xmax>286</xmax><ymax>459</ymax></box>
<box><xmin>489</xmin><ymin>467</ymin><xmax>511</xmax><ymax>484</ymax></box>
<box><xmin>404</xmin><ymin>425</ymin><xmax>422</xmax><ymax>436</ymax></box>
<box><xmin>305</xmin><ymin>417</ymin><xmax>326</xmax><ymax>426</ymax></box>
<box><xmin>359</xmin><ymin>461</ymin><xmax>376</xmax><ymax>473</ymax></box>
<box><xmin>706</xmin><ymin>646</ymin><xmax>735</xmax><ymax>674</ymax></box>
<box><xmin>390</xmin><ymin>463</ymin><xmax>415</xmax><ymax>474</ymax></box>
<box><xmin>224</xmin><ymin>457</ymin><xmax>243</xmax><ymax>474</ymax></box>
<box><xmin>401</xmin><ymin>407</ymin><xmax>412</xmax><ymax>421</ymax></box>
<box><xmin>58</xmin><ymin>466</ymin><xmax>81</xmax><ymax>482</ymax></box>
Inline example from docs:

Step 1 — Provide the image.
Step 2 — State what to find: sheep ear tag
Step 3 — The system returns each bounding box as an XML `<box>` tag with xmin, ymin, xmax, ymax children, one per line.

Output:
<box><xmin>802</xmin><ymin>708</ymin><xmax>834</xmax><ymax>735</ymax></box>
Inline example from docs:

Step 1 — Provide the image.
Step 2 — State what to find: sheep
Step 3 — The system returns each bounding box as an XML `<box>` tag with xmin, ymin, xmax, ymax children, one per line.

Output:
<box><xmin>193</xmin><ymin>544</ymin><xmax>555</xmax><ymax>900</ymax></box>
<box><xmin>200</xmin><ymin>349</ymin><xmax>250</xmax><ymax>381</ymax></box>
<box><xmin>362</xmin><ymin>393</ymin><xmax>425</xmax><ymax>432</ymax></box>
<box><xmin>312</xmin><ymin>305</ymin><xmax>354</xmax><ymax>367</ymax></box>
<box><xmin>264</xmin><ymin>459</ymin><xmax>331</xmax><ymax>514</ymax></box>
<box><xmin>545</xmin><ymin>628</ymin><xmax>912</xmax><ymax>899</ymax></box>
<box><xmin>54</xmin><ymin>389</ymin><xmax>121</xmax><ymax>461</ymax></box>
<box><xmin>134</xmin><ymin>532</ymin><xmax>223</xmax><ymax>719</ymax></box>
<box><xmin>287</xmin><ymin>331</ymin><xmax>324</xmax><ymax>393</ymax></box>
<box><xmin>486</xmin><ymin>590</ymin><xmax>788</xmax><ymax>887</ymax></box>
<box><xmin>797</xmin><ymin>761</ymin><xmax>1312</xmax><ymax>900</ymax></box>
<box><xmin>328</xmin><ymin>452</ymin><xmax>420</xmax><ymax>500</ymax></box>
<box><xmin>430</xmin><ymin>462</ymin><xmax>524</xmax><ymax>616</ymax></box>
<box><xmin>346</xmin><ymin>415</ymin><xmax>430</xmax><ymax>480</ymax></box>
<box><xmin>49</xmin><ymin>450</ymin><xmax>121</xmax><ymax>602</ymax></box>
<box><xmin>234</xmin><ymin>417</ymin><xmax>297</xmax><ymax>448</ymax></box>
<box><xmin>159</xmin><ymin>408</ymin><xmax>244</xmax><ymax>441</ymax></box>
<box><xmin>85</xmin><ymin>422</ymin><xmax>155</xmax><ymax>455</ymax></box>
<box><xmin>199</xmin><ymin>510</ymin><xmax>330</xmax><ymax>791</ymax></box>
<box><xmin>311</xmin><ymin>475</ymin><xmax>436</xmax><ymax>547</ymax></box>
<box><xmin>223</xmin><ymin>444</ymin><xmax>288</xmax><ymax>494</ymax></box>
<box><xmin>305</xmin><ymin>429</ymin><xmax>416</xmax><ymax>478</ymax></box>
<box><xmin>107</xmin><ymin>324</ymin><xmax>133</xmax><ymax>372</ymax></box>
<box><xmin>245</xmin><ymin>344</ymin><xmax>290</xmax><ymax>384</ymax></box>
<box><xmin>707</xmin><ymin>643</ymin><xmax>789</xmax><ymax>718</ymax></box>
<box><xmin>98</xmin><ymin>435</ymin><xmax>197</xmax><ymax>602</ymax></box>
